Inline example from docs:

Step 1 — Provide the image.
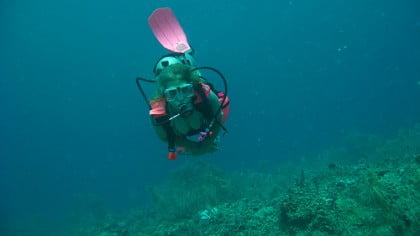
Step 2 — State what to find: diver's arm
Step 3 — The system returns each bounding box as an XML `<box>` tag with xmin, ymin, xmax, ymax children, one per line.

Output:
<box><xmin>151</xmin><ymin>118</ymin><xmax>168</xmax><ymax>142</ymax></box>
<box><xmin>174</xmin><ymin>135</ymin><xmax>218</xmax><ymax>156</ymax></box>
<box><xmin>175</xmin><ymin>91</ymin><xmax>223</xmax><ymax>156</ymax></box>
<box><xmin>151</xmin><ymin>117</ymin><xmax>215</xmax><ymax>156</ymax></box>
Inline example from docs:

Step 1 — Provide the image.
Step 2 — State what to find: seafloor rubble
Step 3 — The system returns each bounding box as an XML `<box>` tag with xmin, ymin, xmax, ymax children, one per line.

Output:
<box><xmin>78</xmin><ymin>125</ymin><xmax>419</xmax><ymax>235</ymax></box>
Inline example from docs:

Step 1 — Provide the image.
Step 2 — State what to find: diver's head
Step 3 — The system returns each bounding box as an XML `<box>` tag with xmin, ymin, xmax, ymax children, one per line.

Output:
<box><xmin>163</xmin><ymin>83</ymin><xmax>194</xmax><ymax>114</ymax></box>
<box><xmin>157</xmin><ymin>64</ymin><xmax>201</xmax><ymax>113</ymax></box>
<box><xmin>153</xmin><ymin>53</ymin><xmax>197</xmax><ymax>76</ymax></box>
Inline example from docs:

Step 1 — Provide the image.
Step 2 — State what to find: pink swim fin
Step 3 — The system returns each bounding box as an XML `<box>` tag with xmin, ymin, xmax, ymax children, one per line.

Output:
<box><xmin>148</xmin><ymin>8</ymin><xmax>192</xmax><ymax>53</ymax></box>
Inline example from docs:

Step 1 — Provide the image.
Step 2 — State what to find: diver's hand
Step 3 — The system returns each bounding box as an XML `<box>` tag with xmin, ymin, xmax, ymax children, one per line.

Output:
<box><xmin>175</xmin><ymin>136</ymin><xmax>220</xmax><ymax>156</ymax></box>
<box><xmin>176</xmin><ymin>146</ymin><xmax>186</xmax><ymax>153</ymax></box>
<box><xmin>176</xmin><ymin>146</ymin><xmax>194</xmax><ymax>155</ymax></box>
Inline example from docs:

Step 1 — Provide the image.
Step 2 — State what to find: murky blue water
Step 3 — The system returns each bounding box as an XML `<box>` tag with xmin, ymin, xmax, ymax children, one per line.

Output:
<box><xmin>1</xmin><ymin>0</ymin><xmax>419</xmax><ymax>234</ymax></box>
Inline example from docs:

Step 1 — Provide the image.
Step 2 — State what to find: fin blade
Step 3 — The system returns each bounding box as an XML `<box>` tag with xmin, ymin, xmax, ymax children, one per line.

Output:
<box><xmin>148</xmin><ymin>8</ymin><xmax>191</xmax><ymax>53</ymax></box>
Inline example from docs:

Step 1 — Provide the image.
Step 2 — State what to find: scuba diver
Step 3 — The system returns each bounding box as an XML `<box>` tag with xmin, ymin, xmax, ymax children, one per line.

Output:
<box><xmin>136</xmin><ymin>8</ymin><xmax>230</xmax><ymax>160</ymax></box>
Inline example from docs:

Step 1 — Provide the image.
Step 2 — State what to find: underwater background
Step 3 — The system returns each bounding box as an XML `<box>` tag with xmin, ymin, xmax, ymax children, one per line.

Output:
<box><xmin>1</xmin><ymin>0</ymin><xmax>419</xmax><ymax>235</ymax></box>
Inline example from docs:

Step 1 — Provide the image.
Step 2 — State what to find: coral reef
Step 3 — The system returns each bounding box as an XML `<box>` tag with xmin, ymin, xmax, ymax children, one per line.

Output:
<box><xmin>78</xmin><ymin>124</ymin><xmax>420</xmax><ymax>235</ymax></box>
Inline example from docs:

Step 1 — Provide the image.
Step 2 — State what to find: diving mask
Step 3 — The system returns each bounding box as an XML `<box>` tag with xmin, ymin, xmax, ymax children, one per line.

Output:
<box><xmin>164</xmin><ymin>83</ymin><xmax>194</xmax><ymax>102</ymax></box>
